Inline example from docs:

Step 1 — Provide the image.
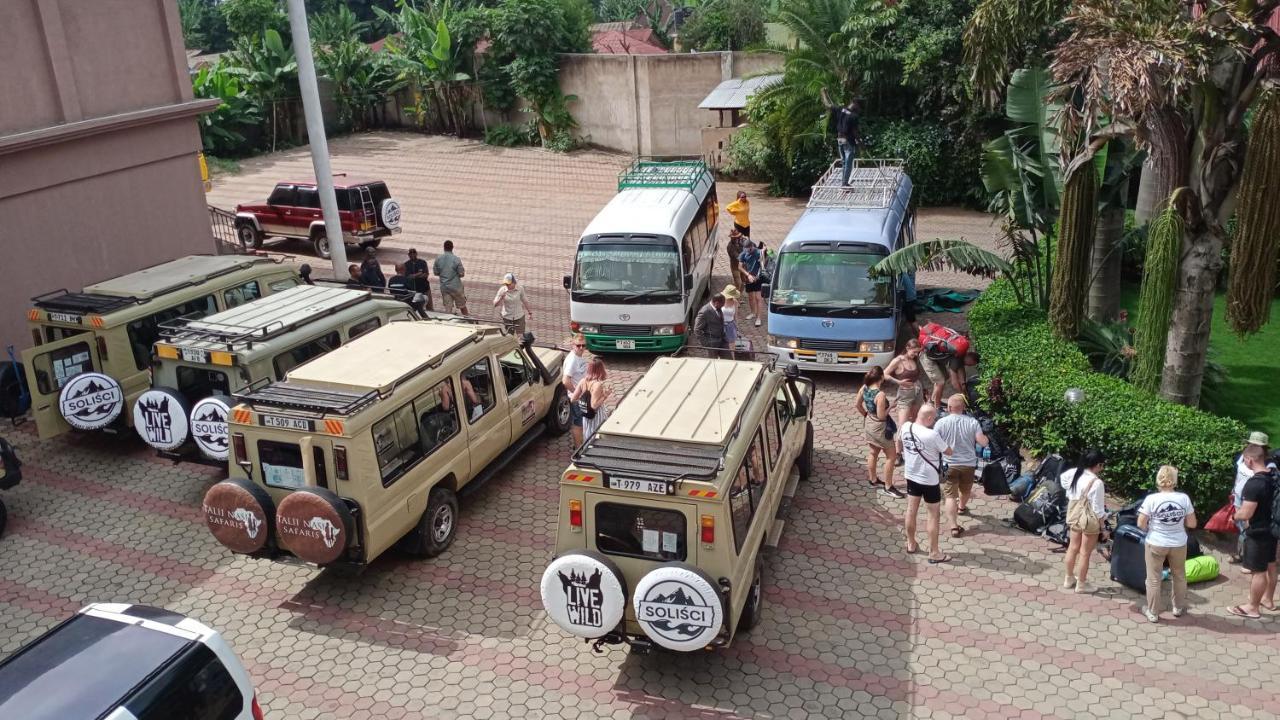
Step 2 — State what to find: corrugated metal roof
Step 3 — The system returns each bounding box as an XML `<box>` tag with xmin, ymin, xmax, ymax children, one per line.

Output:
<box><xmin>698</xmin><ymin>74</ymin><xmax>782</xmax><ymax>110</ymax></box>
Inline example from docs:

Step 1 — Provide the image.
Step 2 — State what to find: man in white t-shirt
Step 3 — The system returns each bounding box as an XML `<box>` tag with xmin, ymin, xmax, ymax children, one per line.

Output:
<box><xmin>933</xmin><ymin>394</ymin><xmax>989</xmax><ymax>538</ymax></box>
<box><xmin>897</xmin><ymin>404</ymin><xmax>953</xmax><ymax>564</ymax></box>
<box><xmin>562</xmin><ymin>335</ymin><xmax>590</xmax><ymax>446</ymax></box>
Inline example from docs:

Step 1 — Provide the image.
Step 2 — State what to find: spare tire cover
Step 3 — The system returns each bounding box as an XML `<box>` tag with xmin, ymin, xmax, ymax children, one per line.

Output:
<box><xmin>380</xmin><ymin>198</ymin><xmax>402</xmax><ymax>229</ymax></box>
<box><xmin>58</xmin><ymin>372</ymin><xmax>124</xmax><ymax>430</ymax></box>
<box><xmin>132</xmin><ymin>387</ymin><xmax>191</xmax><ymax>451</ymax></box>
<box><xmin>203</xmin><ymin>478</ymin><xmax>274</xmax><ymax>554</ymax></box>
<box><xmin>189</xmin><ymin>396</ymin><xmax>232</xmax><ymax>461</ymax></box>
<box><xmin>540</xmin><ymin>550</ymin><xmax>628</xmax><ymax>638</ymax></box>
<box><xmin>275</xmin><ymin>487</ymin><xmax>354</xmax><ymax>565</ymax></box>
<box><xmin>632</xmin><ymin>563</ymin><xmax>726</xmax><ymax>652</ymax></box>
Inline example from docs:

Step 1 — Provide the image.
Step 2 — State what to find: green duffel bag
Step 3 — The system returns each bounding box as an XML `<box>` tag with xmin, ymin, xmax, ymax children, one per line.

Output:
<box><xmin>1185</xmin><ymin>554</ymin><xmax>1220</xmax><ymax>584</ymax></box>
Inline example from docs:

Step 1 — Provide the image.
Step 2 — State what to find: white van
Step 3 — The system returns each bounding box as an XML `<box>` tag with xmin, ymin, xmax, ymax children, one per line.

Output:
<box><xmin>563</xmin><ymin>159</ymin><xmax>718</xmax><ymax>353</ymax></box>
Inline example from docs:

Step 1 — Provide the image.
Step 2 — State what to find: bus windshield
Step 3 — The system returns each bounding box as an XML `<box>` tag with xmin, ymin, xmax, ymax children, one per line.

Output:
<box><xmin>573</xmin><ymin>244</ymin><xmax>680</xmax><ymax>298</ymax></box>
<box><xmin>771</xmin><ymin>251</ymin><xmax>892</xmax><ymax>308</ymax></box>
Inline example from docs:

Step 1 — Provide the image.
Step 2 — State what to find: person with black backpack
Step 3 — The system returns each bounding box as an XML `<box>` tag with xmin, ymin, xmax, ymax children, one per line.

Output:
<box><xmin>1228</xmin><ymin>444</ymin><xmax>1279</xmax><ymax>619</ymax></box>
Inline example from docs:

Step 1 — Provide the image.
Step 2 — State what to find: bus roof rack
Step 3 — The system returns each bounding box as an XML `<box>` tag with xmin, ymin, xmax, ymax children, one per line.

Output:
<box><xmin>617</xmin><ymin>157</ymin><xmax>711</xmax><ymax>192</ymax></box>
<box><xmin>31</xmin><ymin>290</ymin><xmax>141</xmax><ymax>315</ymax></box>
<box><xmin>808</xmin><ymin>159</ymin><xmax>907</xmax><ymax>210</ymax></box>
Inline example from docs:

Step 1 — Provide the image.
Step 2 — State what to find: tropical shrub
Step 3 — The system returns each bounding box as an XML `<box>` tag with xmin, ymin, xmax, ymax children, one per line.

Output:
<box><xmin>863</xmin><ymin>119</ymin><xmax>976</xmax><ymax>205</ymax></box>
<box><xmin>484</xmin><ymin>123</ymin><xmax>538</xmax><ymax>146</ymax></box>
<box><xmin>969</xmin><ymin>280</ymin><xmax>1244</xmax><ymax>512</ymax></box>
<box><xmin>227</xmin><ymin>28</ymin><xmax>299</xmax><ymax>152</ymax></box>
<box><xmin>679</xmin><ymin>0</ymin><xmax>767</xmax><ymax>51</ymax></box>
<box><xmin>192</xmin><ymin>61</ymin><xmax>262</xmax><ymax>157</ymax></box>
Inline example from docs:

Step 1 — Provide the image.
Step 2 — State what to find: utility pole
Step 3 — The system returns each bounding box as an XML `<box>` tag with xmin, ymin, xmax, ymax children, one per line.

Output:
<box><xmin>285</xmin><ymin>0</ymin><xmax>348</xmax><ymax>276</ymax></box>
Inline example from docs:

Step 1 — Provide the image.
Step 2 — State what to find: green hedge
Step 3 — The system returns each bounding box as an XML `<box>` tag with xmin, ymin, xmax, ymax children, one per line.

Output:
<box><xmin>969</xmin><ymin>280</ymin><xmax>1245</xmax><ymax>512</ymax></box>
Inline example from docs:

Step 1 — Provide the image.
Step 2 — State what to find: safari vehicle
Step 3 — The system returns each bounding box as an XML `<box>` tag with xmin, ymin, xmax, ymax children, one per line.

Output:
<box><xmin>234</xmin><ymin>177</ymin><xmax>401</xmax><ymax>259</ymax></box>
<box><xmin>539</xmin><ymin>355</ymin><xmax>815</xmax><ymax>653</ymax></box>
<box><xmin>22</xmin><ymin>256</ymin><xmax>300</xmax><ymax>440</ymax></box>
<box><xmin>201</xmin><ymin>319</ymin><xmax>571</xmax><ymax>568</ymax></box>
<box><xmin>136</xmin><ymin>285</ymin><xmax>417</xmax><ymax>463</ymax></box>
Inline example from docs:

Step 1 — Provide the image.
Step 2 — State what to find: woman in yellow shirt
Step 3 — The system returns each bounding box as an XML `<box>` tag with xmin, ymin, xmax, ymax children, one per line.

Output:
<box><xmin>726</xmin><ymin>191</ymin><xmax>750</xmax><ymax>236</ymax></box>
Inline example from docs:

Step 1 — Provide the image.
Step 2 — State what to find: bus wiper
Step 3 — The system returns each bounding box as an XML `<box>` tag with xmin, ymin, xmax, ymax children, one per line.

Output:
<box><xmin>620</xmin><ymin>289</ymin><xmax>677</xmax><ymax>302</ymax></box>
<box><xmin>572</xmin><ymin>289</ymin><xmax>615</xmax><ymax>297</ymax></box>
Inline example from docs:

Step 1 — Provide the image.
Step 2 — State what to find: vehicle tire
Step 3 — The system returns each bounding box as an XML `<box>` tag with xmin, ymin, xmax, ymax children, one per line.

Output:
<box><xmin>0</xmin><ymin>499</ymin><xmax>7</xmax><ymax>538</ymax></box>
<box><xmin>402</xmin><ymin>486</ymin><xmax>459</xmax><ymax>558</ymax></box>
<box><xmin>311</xmin><ymin>229</ymin><xmax>332</xmax><ymax>259</ymax></box>
<box><xmin>0</xmin><ymin>360</ymin><xmax>28</xmax><ymax>419</ymax></box>
<box><xmin>275</xmin><ymin>487</ymin><xmax>354</xmax><ymax>565</ymax></box>
<box><xmin>632</xmin><ymin>563</ymin><xmax>726</xmax><ymax>652</ymax></box>
<box><xmin>798</xmin><ymin>421</ymin><xmax>814</xmax><ymax>481</ymax></box>
<box><xmin>737</xmin><ymin>559</ymin><xmax>764</xmax><ymax>632</ymax></box>
<box><xmin>203</xmin><ymin>478</ymin><xmax>275</xmax><ymax>555</ymax></box>
<box><xmin>545</xmin><ymin>384</ymin><xmax>572</xmax><ymax>436</ymax></box>
<box><xmin>131</xmin><ymin>386</ymin><xmax>191</xmax><ymax>452</ymax></box>
<box><xmin>540</xmin><ymin>550</ymin><xmax>628</xmax><ymax>639</ymax></box>
<box><xmin>236</xmin><ymin>222</ymin><xmax>264</xmax><ymax>250</ymax></box>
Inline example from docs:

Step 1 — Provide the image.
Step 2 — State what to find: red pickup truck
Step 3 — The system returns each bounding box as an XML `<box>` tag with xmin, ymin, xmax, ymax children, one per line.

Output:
<box><xmin>235</xmin><ymin>177</ymin><xmax>402</xmax><ymax>259</ymax></box>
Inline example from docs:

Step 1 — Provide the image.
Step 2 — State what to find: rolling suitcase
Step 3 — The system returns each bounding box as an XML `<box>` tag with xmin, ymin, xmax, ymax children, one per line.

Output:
<box><xmin>1110</xmin><ymin>524</ymin><xmax>1147</xmax><ymax>591</ymax></box>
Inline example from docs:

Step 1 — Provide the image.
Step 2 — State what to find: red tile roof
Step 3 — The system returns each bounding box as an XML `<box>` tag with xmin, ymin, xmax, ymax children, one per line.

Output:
<box><xmin>591</xmin><ymin>29</ymin><xmax>667</xmax><ymax>55</ymax></box>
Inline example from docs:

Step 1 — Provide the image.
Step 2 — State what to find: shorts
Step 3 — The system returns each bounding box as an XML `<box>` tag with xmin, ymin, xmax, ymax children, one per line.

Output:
<box><xmin>907</xmin><ymin>480</ymin><xmax>942</xmax><ymax>504</ymax></box>
<box><xmin>441</xmin><ymin>286</ymin><xmax>467</xmax><ymax>312</ymax></box>
<box><xmin>502</xmin><ymin>316</ymin><xmax>527</xmax><ymax>337</ymax></box>
<box><xmin>921</xmin><ymin>355</ymin><xmax>949</xmax><ymax>388</ymax></box>
<box><xmin>734</xmin><ymin>223</ymin><xmax>750</xmax><ymax>237</ymax></box>
<box><xmin>894</xmin><ymin>383</ymin><xmax>923</xmax><ymax>411</ymax></box>
<box><xmin>569</xmin><ymin>400</ymin><xmax>584</xmax><ymax>427</ymax></box>
<box><xmin>942</xmin><ymin>465</ymin><xmax>976</xmax><ymax>499</ymax></box>
<box><xmin>745</xmin><ymin>278</ymin><xmax>763</xmax><ymax>293</ymax></box>
<box><xmin>1242</xmin><ymin>533</ymin><xmax>1279</xmax><ymax>572</ymax></box>
<box><xmin>863</xmin><ymin>416</ymin><xmax>894</xmax><ymax>451</ymax></box>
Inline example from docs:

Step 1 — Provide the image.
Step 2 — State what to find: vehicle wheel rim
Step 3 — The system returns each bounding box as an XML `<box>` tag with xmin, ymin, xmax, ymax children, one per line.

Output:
<box><xmin>432</xmin><ymin>505</ymin><xmax>453</xmax><ymax>543</ymax></box>
<box><xmin>238</xmin><ymin>227</ymin><xmax>254</xmax><ymax>247</ymax></box>
<box><xmin>750</xmin><ymin>574</ymin><xmax>761</xmax><ymax>609</ymax></box>
<box><xmin>556</xmin><ymin>394</ymin><xmax>571</xmax><ymax>427</ymax></box>
<box><xmin>317</xmin><ymin>236</ymin><xmax>330</xmax><ymax>256</ymax></box>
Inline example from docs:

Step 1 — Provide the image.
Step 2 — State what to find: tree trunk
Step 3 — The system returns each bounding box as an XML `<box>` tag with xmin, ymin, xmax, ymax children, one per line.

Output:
<box><xmin>1088</xmin><ymin>199</ymin><xmax>1125</xmax><ymax>322</ymax></box>
<box><xmin>1160</xmin><ymin>224</ymin><xmax>1225</xmax><ymax>405</ymax></box>
<box><xmin>1134</xmin><ymin>160</ymin><xmax>1160</xmax><ymax>226</ymax></box>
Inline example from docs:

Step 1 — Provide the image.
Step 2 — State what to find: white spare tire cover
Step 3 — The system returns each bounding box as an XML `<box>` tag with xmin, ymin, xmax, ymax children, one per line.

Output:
<box><xmin>132</xmin><ymin>387</ymin><xmax>191</xmax><ymax>451</ymax></box>
<box><xmin>380</xmin><ymin>199</ymin><xmax>402</xmax><ymax>229</ymax></box>
<box><xmin>58</xmin><ymin>372</ymin><xmax>124</xmax><ymax>431</ymax></box>
<box><xmin>189</xmin><ymin>396</ymin><xmax>232</xmax><ymax>460</ymax></box>
<box><xmin>541</xmin><ymin>550</ymin><xmax>627</xmax><ymax>638</ymax></box>
<box><xmin>632</xmin><ymin>563</ymin><xmax>725</xmax><ymax>652</ymax></box>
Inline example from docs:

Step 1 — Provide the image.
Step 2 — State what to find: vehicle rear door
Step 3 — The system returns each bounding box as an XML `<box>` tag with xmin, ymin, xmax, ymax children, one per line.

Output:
<box><xmin>263</xmin><ymin>185</ymin><xmax>298</xmax><ymax>236</ymax></box>
<box><xmin>21</xmin><ymin>333</ymin><xmax>102</xmax><ymax>438</ymax></box>
<box><xmin>500</xmin><ymin>348</ymin><xmax>541</xmax><ymax>441</ymax></box>
<box><xmin>459</xmin><ymin>357</ymin><xmax>510</xmax><ymax>471</ymax></box>
<box><xmin>584</xmin><ymin>493</ymin><xmax>697</xmax><ymax>619</ymax></box>
<box><xmin>296</xmin><ymin>186</ymin><xmax>323</xmax><ymax>236</ymax></box>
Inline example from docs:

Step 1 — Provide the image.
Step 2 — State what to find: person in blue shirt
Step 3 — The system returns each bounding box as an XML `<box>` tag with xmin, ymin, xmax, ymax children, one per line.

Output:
<box><xmin>739</xmin><ymin>242</ymin><xmax>764</xmax><ymax>327</ymax></box>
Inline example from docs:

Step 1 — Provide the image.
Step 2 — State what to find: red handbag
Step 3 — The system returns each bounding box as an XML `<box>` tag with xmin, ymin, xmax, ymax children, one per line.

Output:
<box><xmin>1204</xmin><ymin>502</ymin><xmax>1237</xmax><ymax>533</ymax></box>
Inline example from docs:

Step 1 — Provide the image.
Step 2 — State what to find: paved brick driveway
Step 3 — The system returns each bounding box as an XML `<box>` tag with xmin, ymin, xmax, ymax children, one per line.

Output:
<box><xmin>2</xmin><ymin>133</ymin><xmax>1275</xmax><ymax>719</ymax></box>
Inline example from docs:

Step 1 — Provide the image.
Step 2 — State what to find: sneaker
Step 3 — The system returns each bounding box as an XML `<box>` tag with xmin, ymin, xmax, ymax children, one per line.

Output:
<box><xmin>1062</xmin><ymin>576</ymin><xmax>1076</xmax><ymax>590</ymax></box>
<box><xmin>1172</xmin><ymin>607</ymin><xmax>1186</xmax><ymax>618</ymax></box>
<box><xmin>880</xmin><ymin>486</ymin><xmax>905</xmax><ymax>499</ymax></box>
<box><xmin>745</xmin><ymin>312</ymin><xmax>755</xmax><ymax>320</ymax></box>
<box><xmin>754</xmin><ymin>318</ymin><xmax>762</xmax><ymax>327</ymax></box>
<box><xmin>888</xmin><ymin>486</ymin><xmax>906</xmax><ymax>499</ymax></box>
<box><xmin>1074</xmin><ymin>582</ymin><xmax>1093</xmax><ymax>595</ymax></box>
<box><xmin>1144</xmin><ymin>608</ymin><xmax>1159</xmax><ymax>623</ymax></box>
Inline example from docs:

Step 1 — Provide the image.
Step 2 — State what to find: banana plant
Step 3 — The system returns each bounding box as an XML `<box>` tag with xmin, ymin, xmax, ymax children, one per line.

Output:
<box><xmin>376</xmin><ymin>1</ymin><xmax>472</xmax><ymax>136</ymax></box>
<box><xmin>228</xmin><ymin>29</ymin><xmax>298</xmax><ymax>152</ymax></box>
<box><xmin>192</xmin><ymin>60</ymin><xmax>261</xmax><ymax>156</ymax></box>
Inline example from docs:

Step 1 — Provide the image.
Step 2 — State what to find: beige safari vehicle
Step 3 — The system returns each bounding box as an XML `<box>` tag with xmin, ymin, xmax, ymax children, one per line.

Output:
<box><xmin>22</xmin><ymin>255</ymin><xmax>300</xmax><ymax>439</ymax></box>
<box><xmin>201</xmin><ymin>319</ymin><xmax>571</xmax><ymax>567</ymax></box>
<box><xmin>136</xmin><ymin>284</ymin><xmax>417</xmax><ymax>463</ymax></box>
<box><xmin>540</xmin><ymin>356</ymin><xmax>815</xmax><ymax>653</ymax></box>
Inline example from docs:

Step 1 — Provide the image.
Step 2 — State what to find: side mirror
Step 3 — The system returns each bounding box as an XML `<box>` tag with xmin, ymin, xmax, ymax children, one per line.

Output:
<box><xmin>562</xmin><ymin>275</ymin><xmax>572</xmax><ymax>291</ymax></box>
<box><xmin>792</xmin><ymin>397</ymin><xmax>809</xmax><ymax>418</ymax></box>
<box><xmin>520</xmin><ymin>331</ymin><xmax>535</xmax><ymax>348</ymax></box>
<box><xmin>683</xmin><ymin>273</ymin><xmax>693</xmax><ymax>292</ymax></box>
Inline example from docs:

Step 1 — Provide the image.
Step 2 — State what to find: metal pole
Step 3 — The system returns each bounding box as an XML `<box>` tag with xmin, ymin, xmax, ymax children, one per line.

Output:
<box><xmin>285</xmin><ymin>0</ymin><xmax>348</xmax><ymax>276</ymax></box>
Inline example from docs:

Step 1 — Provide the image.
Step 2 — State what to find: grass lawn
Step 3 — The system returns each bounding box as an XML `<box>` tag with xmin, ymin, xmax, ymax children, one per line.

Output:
<box><xmin>1120</xmin><ymin>284</ymin><xmax>1280</xmax><ymax>434</ymax></box>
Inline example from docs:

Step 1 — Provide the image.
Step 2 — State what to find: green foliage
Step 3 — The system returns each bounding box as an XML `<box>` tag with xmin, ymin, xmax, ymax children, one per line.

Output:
<box><xmin>1226</xmin><ymin>88</ymin><xmax>1280</xmax><ymax>336</ymax></box>
<box><xmin>1075</xmin><ymin>318</ymin><xmax>1135</xmax><ymax>379</ymax></box>
<box><xmin>220</xmin><ymin>0</ymin><xmax>287</xmax><ymax>40</ymax></box>
<box><xmin>227</xmin><ymin>28</ymin><xmax>299</xmax><ymax>151</ymax></box>
<box><xmin>179</xmin><ymin>0</ymin><xmax>233</xmax><ymax>51</ymax></box>
<box><xmin>969</xmin><ymin>280</ymin><xmax>1245</xmax><ymax>513</ymax></box>
<box><xmin>864</xmin><ymin>119</ymin><xmax>976</xmax><ymax>205</ymax></box>
<box><xmin>487</xmin><ymin>0</ymin><xmax>590</xmax><ymax>146</ymax></box>
<box><xmin>1048</xmin><ymin>165</ymin><xmax>1098</xmax><ymax>339</ymax></box>
<box><xmin>679</xmin><ymin>0</ymin><xmax>767</xmax><ymax>51</ymax></box>
<box><xmin>315</xmin><ymin>36</ymin><xmax>404</xmax><ymax>130</ymax></box>
<box><xmin>310</xmin><ymin>5</ymin><xmax>366</xmax><ymax>48</ymax></box>
<box><xmin>376</xmin><ymin>0</ymin><xmax>475</xmax><ymax>135</ymax></box>
<box><xmin>484</xmin><ymin>123</ymin><xmax>538</xmax><ymax>146</ymax></box>
<box><xmin>192</xmin><ymin>60</ymin><xmax>262</xmax><ymax>156</ymax></box>
<box><xmin>1131</xmin><ymin>199</ymin><xmax>1183</xmax><ymax>394</ymax></box>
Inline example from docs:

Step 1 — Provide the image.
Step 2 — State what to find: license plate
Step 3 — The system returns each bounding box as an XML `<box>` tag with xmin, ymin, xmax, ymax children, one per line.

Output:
<box><xmin>47</xmin><ymin>312</ymin><xmax>81</xmax><ymax>324</ymax></box>
<box><xmin>615</xmin><ymin>339</ymin><xmax>636</xmax><ymax>350</ymax></box>
<box><xmin>181</xmin><ymin>348</ymin><xmax>209</xmax><ymax>363</ymax></box>
<box><xmin>608</xmin><ymin>477</ymin><xmax>669</xmax><ymax>495</ymax></box>
<box><xmin>816</xmin><ymin>351</ymin><xmax>837</xmax><ymax>364</ymax></box>
<box><xmin>259</xmin><ymin>414</ymin><xmax>314</xmax><ymax>431</ymax></box>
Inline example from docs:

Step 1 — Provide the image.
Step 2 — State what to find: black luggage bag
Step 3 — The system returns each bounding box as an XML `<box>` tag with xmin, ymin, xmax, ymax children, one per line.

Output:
<box><xmin>1110</xmin><ymin>524</ymin><xmax>1147</xmax><ymax>591</ymax></box>
<box><xmin>1013</xmin><ymin>477</ymin><xmax>1066</xmax><ymax>534</ymax></box>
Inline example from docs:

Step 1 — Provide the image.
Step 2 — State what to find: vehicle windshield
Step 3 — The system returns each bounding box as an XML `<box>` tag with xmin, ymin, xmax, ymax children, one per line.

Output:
<box><xmin>573</xmin><ymin>244</ymin><xmax>680</xmax><ymax>296</ymax></box>
<box><xmin>770</xmin><ymin>251</ymin><xmax>892</xmax><ymax>307</ymax></box>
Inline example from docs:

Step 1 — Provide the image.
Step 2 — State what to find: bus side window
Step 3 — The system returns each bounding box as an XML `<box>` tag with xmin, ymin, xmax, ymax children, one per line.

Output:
<box><xmin>681</xmin><ymin>231</ymin><xmax>693</xmax><ymax>270</ymax></box>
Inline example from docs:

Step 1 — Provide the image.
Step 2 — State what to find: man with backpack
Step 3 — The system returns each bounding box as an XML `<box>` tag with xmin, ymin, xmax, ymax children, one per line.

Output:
<box><xmin>918</xmin><ymin>321</ymin><xmax>975</xmax><ymax>407</ymax></box>
<box><xmin>1228</xmin><ymin>444</ymin><xmax>1279</xmax><ymax>619</ymax></box>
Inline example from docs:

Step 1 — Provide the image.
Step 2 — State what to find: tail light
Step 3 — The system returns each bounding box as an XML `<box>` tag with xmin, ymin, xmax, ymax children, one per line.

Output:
<box><xmin>95</xmin><ymin>336</ymin><xmax>109</xmax><ymax>362</ymax></box>
<box><xmin>252</xmin><ymin>693</ymin><xmax>265</xmax><ymax>720</ymax></box>
<box><xmin>700</xmin><ymin>515</ymin><xmax>715</xmax><ymax>544</ymax></box>
<box><xmin>232</xmin><ymin>433</ymin><xmax>247</xmax><ymax>464</ymax></box>
<box><xmin>674</xmin><ymin>323</ymin><xmax>685</xmax><ymax>335</ymax></box>
<box><xmin>568</xmin><ymin>499</ymin><xmax>583</xmax><ymax>530</ymax></box>
<box><xmin>334</xmin><ymin>445</ymin><xmax>349</xmax><ymax>481</ymax></box>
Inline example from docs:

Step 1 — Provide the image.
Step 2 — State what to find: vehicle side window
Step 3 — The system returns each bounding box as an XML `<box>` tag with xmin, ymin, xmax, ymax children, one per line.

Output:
<box><xmin>765</xmin><ymin>407</ymin><xmax>781</xmax><ymax>466</ymax></box>
<box><xmin>681</xmin><ymin>230</ymin><xmax>693</xmax><ymax>270</ymax></box>
<box><xmin>297</xmin><ymin>187</ymin><xmax>321</xmax><ymax>209</ymax></box>
<box><xmin>348</xmin><ymin>316</ymin><xmax>380</xmax><ymax>340</ymax></box>
<box><xmin>267</xmin><ymin>184</ymin><xmax>297</xmax><ymax>206</ymax></box>
<box><xmin>704</xmin><ymin>190</ymin><xmax>718</xmax><ymax>233</ymax></box>
<box><xmin>32</xmin><ymin>341</ymin><xmax>92</xmax><ymax>394</ymax></box>
<box><xmin>775</xmin><ymin>387</ymin><xmax>792</xmax><ymax>430</ymax></box>
<box><xmin>372</xmin><ymin>404</ymin><xmax>420</xmax><ymax>486</ymax></box>
<box><xmin>43</xmin><ymin>326</ymin><xmax>86</xmax><ymax>342</ymax></box>
<box><xmin>747</xmin><ymin>429</ymin><xmax>767</xmax><ymax>507</ymax></box>
<box><xmin>461</xmin><ymin>358</ymin><xmax>496</xmax><ymax>423</ymax></box>
<box><xmin>127</xmin><ymin>295</ymin><xmax>218</xmax><ymax>371</ymax></box>
<box><xmin>729</xmin><ymin>463</ymin><xmax>753</xmax><ymax>553</ymax></box>
<box><xmin>499</xmin><ymin>349</ymin><xmax>533</xmax><ymax>393</ymax></box>
<box><xmin>273</xmin><ymin>330</ymin><xmax>341</xmax><ymax>379</ymax></box>
<box><xmin>269</xmin><ymin>277</ymin><xmax>299</xmax><ymax>292</ymax></box>
<box><xmin>222</xmin><ymin>281</ymin><xmax>261</xmax><ymax>309</ymax></box>
<box><xmin>128</xmin><ymin>644</ymin><xmax>242</xmax><ymax>720</ymax></box>
<box><xmin>414</xmin><ymin>379</ymin><xmax>460</xmax><ymax>460</ymax></box>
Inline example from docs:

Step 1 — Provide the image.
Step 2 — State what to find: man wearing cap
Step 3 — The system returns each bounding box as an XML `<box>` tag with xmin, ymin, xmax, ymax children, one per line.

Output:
<box><xmin>1233</xmin><ymin>431</ymin><xmax>1276</xmax><ymax>567</ymax></box>
<box><xmin>494</xmin><ymin>273</ymin><xmax>534</xmax><ymax>336</ymax></box>
<box><xmin>404</xmin><ymin>248</ymin><xmax>433</xmax><ymax>310</ymax></box>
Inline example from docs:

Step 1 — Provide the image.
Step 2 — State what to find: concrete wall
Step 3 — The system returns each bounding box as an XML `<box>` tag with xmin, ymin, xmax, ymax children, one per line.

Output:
<box><xmin>0</xmin><ymin>0</ymin><xmax>215</xmax><ymax>351</ymax></box>
<box><xmin>558</xmin><ymin>51</ymin><xmax>782</xmax><ymax>156</ymax></box>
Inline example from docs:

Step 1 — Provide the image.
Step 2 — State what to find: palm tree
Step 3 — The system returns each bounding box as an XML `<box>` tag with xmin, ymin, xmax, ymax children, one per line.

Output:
<box><xmin>228</xmin><ymin>29</ymin><xmax>299</xmax><ymax>152</ymax></box>
<box><xmin>376</xmin><ymin>0</ymin><xmax>473</xmax><ymax>136</ymax></box>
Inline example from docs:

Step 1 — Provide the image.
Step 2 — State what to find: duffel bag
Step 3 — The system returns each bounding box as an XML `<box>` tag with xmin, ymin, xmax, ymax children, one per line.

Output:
<box><xmin>1185</xmin><ymin>554</ymin><xmax>1219</xmax><ymax>584</ymax></box>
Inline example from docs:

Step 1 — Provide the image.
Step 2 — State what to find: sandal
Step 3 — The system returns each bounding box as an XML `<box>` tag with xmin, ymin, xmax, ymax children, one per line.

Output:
<box><xmin>1262</xmin><ymin>603</ymin><xmax>1277</xmax><ymax>612</ymax></box>
<box><xmin>950</xmin><ymin>527</ymin><xmax>964</xmax><ymax>538</ymax></box>
<box><xmin>927</xmin><ymin>555</ymin><xmax>953</xmax><ymax>565</ymax></box>
<box><xmin>1228</xmin><ymin>605</ymin><xmax>1262</xmax><ymax>619</ymax></box>
<box><xmin>958</xmin><ymin>507</ymin><xmax>971</xmax><ymax>516</ymax></box>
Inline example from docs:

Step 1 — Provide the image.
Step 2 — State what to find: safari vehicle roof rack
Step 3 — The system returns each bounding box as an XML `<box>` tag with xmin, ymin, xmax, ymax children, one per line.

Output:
<box><xmin>235</xmin><ymin>382</ymin><xmax>379</xmax><ymax>417</ymax></box>
<box><xmin>573</xmin><ymin>434</ymin><xmax>723</xmax><ymax>482</ymax></box>
<box><xmin>157</xmin><ymin>287</ymin><xmax>373</xmax><ymax>351</ymax></box>
<box><xmin>807</xmin><ymin>158</ymin><xmax>906</xmax><ymax>210</ymax></box>
<box><xmin>617</xmin><ymin>157</ymin><xmax>711</xmax><ymax>192</ymax></box>
<box><xmin>139</xmin><ymin>256</ymin><xmax>282</xmax><ymax>300</ymax></box>
<box><xmin>31</xmin><ymin>290</ymin><xmax>140</xmax><ymax>315</ymax></box>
